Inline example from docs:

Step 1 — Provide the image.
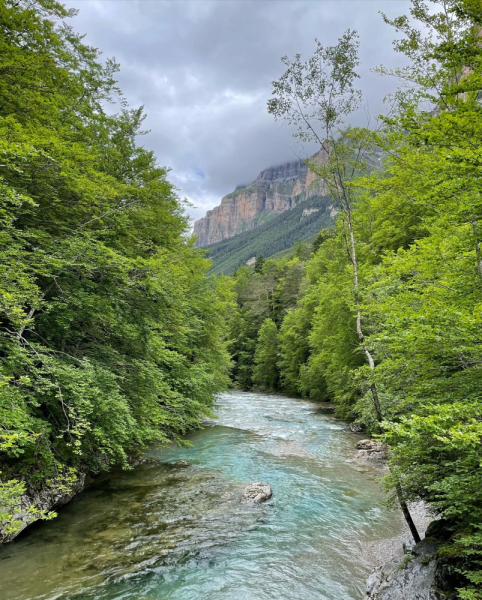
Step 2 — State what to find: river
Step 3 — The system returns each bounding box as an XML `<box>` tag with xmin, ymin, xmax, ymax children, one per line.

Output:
<box><xmin>0</xmin><ymin>391</ymin><xmax>403</xmax><ymax>600</ymax></box>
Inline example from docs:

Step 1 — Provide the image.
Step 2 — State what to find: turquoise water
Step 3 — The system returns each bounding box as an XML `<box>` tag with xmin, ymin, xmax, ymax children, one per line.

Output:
<box><xmin>0</xmin><ymin>391</ymin><xmax>401</xmax><ymax>600</ymax></box>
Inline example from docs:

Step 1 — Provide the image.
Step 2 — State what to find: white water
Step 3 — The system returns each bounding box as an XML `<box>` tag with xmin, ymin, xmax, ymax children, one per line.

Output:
<box><xmin>0</xmin><ymin>391</ymin><xmax>402</xmax><ymax>600</ymax></box>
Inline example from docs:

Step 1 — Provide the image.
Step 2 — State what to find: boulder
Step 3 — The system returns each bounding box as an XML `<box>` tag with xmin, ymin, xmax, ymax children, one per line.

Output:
<box><xmin>355</xmin><ymin>439</ymin><xmax>388</xmax><ymax>460</ymax></box>
<box><xmin>0</xmin><ymin>469</ymin><xmax>88</xmax><ymax>544</ymax></box>
<box><xmin>350</xmin><ymin>422</ymin><xmax>364</xmax><ymax>433</ymax></box>
<box><xmin>366</xmin><ymin>537</ymin><xmax>444</xmax><ymax>599</ymax></box>
<box><xmin>241</xmin><ymin>482</ymin><xmax>272</xmax><ymax>504</ymax></box>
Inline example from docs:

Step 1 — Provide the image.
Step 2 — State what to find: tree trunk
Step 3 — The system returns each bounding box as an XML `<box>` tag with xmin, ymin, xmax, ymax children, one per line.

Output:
<box><xmin>397</xmin><ymin>484</ymin><xmax>422</xmax><ymax>543</ymax></box>
<box><xmin>343</xmin><ymin>199</ymin><xmax>421</xmax><ymax>543</ymax></box>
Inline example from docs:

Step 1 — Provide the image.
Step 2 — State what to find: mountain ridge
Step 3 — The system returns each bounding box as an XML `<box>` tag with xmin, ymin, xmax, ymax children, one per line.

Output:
<box><xmin>205</xmin><ymin>193</ymin><xmax>336</xmax><ymax>275</ymax></box>
<box><xmin>193</xmin><ymin>151</ymin><xmax>327</xmax><ymax>247</ymax></box>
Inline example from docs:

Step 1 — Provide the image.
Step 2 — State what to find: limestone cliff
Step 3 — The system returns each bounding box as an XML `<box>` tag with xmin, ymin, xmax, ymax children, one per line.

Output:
<box><xmin>193</xmin><ymin>151</ymin><xmax>327</xmax><ymax>247</ymax></box>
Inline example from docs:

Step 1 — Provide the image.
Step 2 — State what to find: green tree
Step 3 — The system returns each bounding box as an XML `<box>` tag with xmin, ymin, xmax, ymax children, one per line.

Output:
<box><xmin>359</xmin><ymin>1</ymin><xmax>482</xmax><ymax>594</ymax></box>
<box><xmin>268</xmin><ymin>29</ymin><xmax>385</xmax><ymax>423</ymax></box>
<box><xmin>253</xmin><ymin>319</ymin><xmax>279</xmax><ymax>391</ymax></box>
<box><xmin>278</xmin><ymin>307</ymin><xmax>312</xmax><ymax>396</ymax></box>
<box><xmin>253</xmin><ymin>255</ymin><xmax>265</xmax><ymax>274</ymax></box>
<box><xmin>268</xmin><ymin>28</ymin><xmax>421</xmax><ymax>542</ymax></box>
<box><xmin>312</xmin><ymin>228</ymin><xmax>335</xmax><ymax>253</ymax></box>
<box><xmin>0</xmin><ymin>0</ymin><xmax>232</xmax><ymax>539</ymax></box>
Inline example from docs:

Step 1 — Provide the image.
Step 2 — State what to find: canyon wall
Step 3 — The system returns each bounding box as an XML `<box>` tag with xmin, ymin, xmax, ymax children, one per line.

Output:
<box><xmin>193</xmin><ymin>151</ymin><xmax>327</xmax><ymax>247</ymax></box>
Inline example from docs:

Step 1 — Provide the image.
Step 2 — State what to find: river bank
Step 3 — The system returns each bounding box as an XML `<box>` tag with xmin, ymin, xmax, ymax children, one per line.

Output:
<box><xmin>364</xmin><ymin>501</ymin><xmax>431</xmax><ymax>567</ymax></box>
<box><xmin>0</xmin><ymin>391</ymin><xmax>412</xmax><ymax>600</ymax></box>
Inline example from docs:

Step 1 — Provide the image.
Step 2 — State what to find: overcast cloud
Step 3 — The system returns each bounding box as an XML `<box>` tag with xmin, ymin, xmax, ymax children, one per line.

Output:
<box><xmin>65</xmin><ymin>0</ymin><xmax>411</xmax><ymax>223</ymax></box>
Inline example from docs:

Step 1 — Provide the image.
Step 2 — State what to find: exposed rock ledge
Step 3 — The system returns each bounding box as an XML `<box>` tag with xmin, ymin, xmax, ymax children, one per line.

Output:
<box><xmin>355</xmin><ymin>439</ymin><xmax>388</xmax><ymax>461</ymax></box>
<box><xmin>366</xmin><ymin>537</ymin><xmax>442</xmax><ymax>599</ymax></box>
<box><xmin>0</xmin><ymin>470</ymin><xmax>88</xmax><ymax>544</ymax></box>
<box><xmin>366</xmin><ymin>521</ymin><xmax>457</xmax><ymax>600</ymax></box>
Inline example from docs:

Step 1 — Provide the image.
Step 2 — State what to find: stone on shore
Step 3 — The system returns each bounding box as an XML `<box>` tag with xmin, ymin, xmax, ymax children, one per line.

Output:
<box><xmin>355</xmin><ymin>439</ymin><xmax>388</xmax><ymax>460</ymax></box>
<box><xmin>241</xmin><ymin>482</ymin><xmax>272</xmax><ymax>504</ymax></box>
<box><xmin>366</xmin><ymin>538</ymin><xmax>443</xmax><ymax>599</ymax></box>
<box><xmin>349</xmin><ymin>422</ymin><xmax>364</xmax><ymax>433</ymax></box>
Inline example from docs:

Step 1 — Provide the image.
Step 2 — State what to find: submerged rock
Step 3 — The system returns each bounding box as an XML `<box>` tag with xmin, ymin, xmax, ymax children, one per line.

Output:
<box><xmin>270</xmin><ymin>441</ymin><xmax>312</xmax><ymax>459</ymax></box>
<box><xmin>241</xmin><ymin>482</ymin><xmax>272</xmax><ymax>504</ymax></box>
<box><xmin>317</xmin><ymin>404</ymin><xmax>336</xmax><ymax>413</ymax></box>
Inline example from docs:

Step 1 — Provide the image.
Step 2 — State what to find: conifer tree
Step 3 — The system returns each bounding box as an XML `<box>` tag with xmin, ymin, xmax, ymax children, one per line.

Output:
<box><xmin>254</xmin><ymin>255</ymin><xmax>265</xmax><ymax>274</ymax></box>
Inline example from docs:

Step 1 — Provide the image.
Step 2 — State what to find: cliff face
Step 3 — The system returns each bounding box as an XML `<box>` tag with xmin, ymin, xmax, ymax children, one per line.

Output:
<box><xmin>193</xmin><ymin>151</ymin><xmax>327</xmax><ymax>247</ymax></box>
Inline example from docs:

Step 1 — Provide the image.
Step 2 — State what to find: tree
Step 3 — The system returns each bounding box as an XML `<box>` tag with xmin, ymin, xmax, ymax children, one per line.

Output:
<box><xmin>0</xmin><ymin>0</ymin><xmax>232</xmax><ymax>539</ymax></box>
<box><xmin>268</xmin><ymin>29</ymin><xmax>421</xmax><ymax>542</ymax></box>
<box><xmin>361</xmin><ymin>1</ymin><xmax>482</xmax><ymax>593</ymax></box>
<box><xmin>253</xmin><ymin>319</ymin><xmax>279</xmax><ymax>391</ymax></box>
<box><xmin>312</xmin><ymin>228</ymin><xmax>335</xmax><ymax>253</ymax></box>
<box><xmin>253</xmin><ymin>255</ymin><xmax>265</xmax><ymax>274</ymax></box>
<box><xmin>268</xmin><ymin>30</ymin><xmax>384</xmax><ymax>421</ymax></box>
<box><xmin>278</xmin><ymin>307</ymin><xmax>312</xmax><ymax>397</ymax></box>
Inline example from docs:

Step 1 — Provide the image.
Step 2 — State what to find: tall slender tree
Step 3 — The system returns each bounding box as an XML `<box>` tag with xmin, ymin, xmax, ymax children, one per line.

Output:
<box><xmin>268</xmin><ymin>31</ymin><xmax>421</xmax><ymax>542</ymax></box>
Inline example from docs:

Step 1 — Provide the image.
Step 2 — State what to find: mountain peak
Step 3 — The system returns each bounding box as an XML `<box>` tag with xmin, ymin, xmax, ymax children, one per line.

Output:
<box><xmin>193</xmin><ymin>152</ymin><xmax>326</xmax><ymax>247</ymax></box>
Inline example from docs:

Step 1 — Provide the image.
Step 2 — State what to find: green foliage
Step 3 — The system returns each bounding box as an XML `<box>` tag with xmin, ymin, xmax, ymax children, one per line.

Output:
<box><xmin>253</xmin><ymin>319</ymin><xmax>279</xmax><ymax>390</ymax></box>
<box><xmin>228</xmin><ymin>252</ymin><xmax>311</xmax><ymax>393</ymax></box>
<box><xmin>227</xmin><ymin>309</ymin><xmax>258</xmax><ymax>390</ymax></box>
<box><xmin>312</xmin><ymin>228</ymin><xmax>335</xmax><ymax>253</ymax></box>
<box><xmin>0</xmin><ymin>472</ymin><xmax>56</xmax><ymax>537</ymax></box>
<box><xmin>3</xmin><ymin>2</ymin><xmax>482</xmax><ymax>594</ymax></box>
<box><xmin>0</xmin><ymin>0</ymin><xmax>231</xmax><ymax>536</ymax></box>
<box><xmin>382</xmin><ymin>403</ymin><xmax>482</xmax><ymax>598</ymax></box>
<box><xmin>278</xmin><ymin>304</ymin><xmax>313</xmax><ymax>397</ymax></box>
<box><xmin>267</xmin><ymin>30</ymin><xmax>362</xmax><ymax>143</ymax></box>
<box><xmin>253</xmin><ymin>255</ymin><xmax>265</xmax><ymax>274</ymax></box>
<box><xmin>226</xmin><ymin>1</ymin><xmax>482</xmax><ymax>594</ymax></box>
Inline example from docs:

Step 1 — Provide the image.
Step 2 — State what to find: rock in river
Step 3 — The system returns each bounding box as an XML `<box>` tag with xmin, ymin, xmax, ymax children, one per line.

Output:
<box><xmin>241</xmin><ymin>482</ymin><xmax>272</xmax><ymax>504</ymax></box>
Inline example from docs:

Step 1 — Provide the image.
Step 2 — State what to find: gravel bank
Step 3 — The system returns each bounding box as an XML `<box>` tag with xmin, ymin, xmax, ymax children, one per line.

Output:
<box><xmin>364</xmin><ymin>502</ymin><xmax>434</xmax><ymax>568</ymax></box>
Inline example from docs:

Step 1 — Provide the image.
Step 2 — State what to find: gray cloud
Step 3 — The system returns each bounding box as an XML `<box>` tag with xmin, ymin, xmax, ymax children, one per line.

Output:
<box><xmin>65</xmin><ymin>0</ymin><xmax>411</xmax><ymax>222</ymax></box>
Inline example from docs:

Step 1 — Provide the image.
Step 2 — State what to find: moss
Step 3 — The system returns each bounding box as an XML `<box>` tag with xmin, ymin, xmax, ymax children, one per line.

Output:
<box><xmin>399</xmin><ymin>555</ymin><xmax>414</xmax><ymax>570</ymax></box>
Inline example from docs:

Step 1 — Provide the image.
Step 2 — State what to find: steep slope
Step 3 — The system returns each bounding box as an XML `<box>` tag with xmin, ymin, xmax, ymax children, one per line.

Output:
<box><xmin>193</xmin><ymin>151</ymin><xmax>327</xmax><ymax>247</ymax></box>
<box><xmin>206</xmin><ymin>194</ymin><xmax>337</xmax><ymax>275</ymax></box>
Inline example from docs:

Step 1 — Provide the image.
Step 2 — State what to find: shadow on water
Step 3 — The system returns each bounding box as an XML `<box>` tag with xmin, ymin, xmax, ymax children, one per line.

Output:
<box><xmin>0</xmin><ymin>391</ymin><xmax>402</xmax><ymax>600</ymax></box>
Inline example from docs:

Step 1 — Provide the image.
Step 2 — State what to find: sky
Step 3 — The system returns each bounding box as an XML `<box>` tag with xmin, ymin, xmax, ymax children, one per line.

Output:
<box><xmin>64</xmin><ymin>0</ymin><xmax>412</xmax><ymax>224</ymax></box>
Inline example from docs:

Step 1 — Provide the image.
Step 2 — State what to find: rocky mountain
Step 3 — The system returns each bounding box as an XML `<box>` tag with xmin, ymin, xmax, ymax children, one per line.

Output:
<box><xmin>193</xmin><ymin>151</ymin><xmax>327</xmax><ymax>247</ymax></box>
<box><xmin>206</xmin><ymin>194</ymin><xmax>336</xmax><ymax>275</ymax></box>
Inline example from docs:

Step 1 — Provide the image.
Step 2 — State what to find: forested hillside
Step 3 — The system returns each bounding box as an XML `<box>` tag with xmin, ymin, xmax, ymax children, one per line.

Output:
<box><xmin>228</xmin><ymin>1</ymin><xmax>482</xmax><ymax>597</ymax></box>
<box><xmin>206</xmin><ymin>194</ymin><xmax>335</xmax><ymax>275</ymax></box>
<box><xmin>0</xmin><ymin>0</ymin><xmax>231</xmax><ymax>540</ymax></box>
